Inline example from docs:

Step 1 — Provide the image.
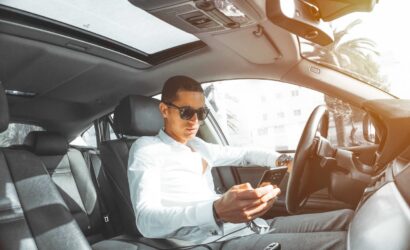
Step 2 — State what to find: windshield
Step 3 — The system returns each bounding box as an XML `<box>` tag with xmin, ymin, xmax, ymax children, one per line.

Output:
<box><xmin>0</xmin><ymin>0</ymin><xmax>198</xmax><ymax>54</ymax></box>
<box><xmin>300</xmin><ymin>1</ymin><xmax>410</xmax><ymax>99</ymax></box>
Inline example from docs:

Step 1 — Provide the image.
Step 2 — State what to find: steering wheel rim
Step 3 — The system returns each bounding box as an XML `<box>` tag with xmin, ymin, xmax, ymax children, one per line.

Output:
<box><xmin>286</xmin><ymin>105</ymin><xmax>329</xmax><ymax>214</ymax></box>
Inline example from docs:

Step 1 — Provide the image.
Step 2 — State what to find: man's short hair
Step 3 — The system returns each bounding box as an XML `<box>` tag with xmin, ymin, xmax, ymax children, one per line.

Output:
<box><xmin>161</xmin><ymin>76</ymin><xmax>204</xmax><ymax>103</ymax></box>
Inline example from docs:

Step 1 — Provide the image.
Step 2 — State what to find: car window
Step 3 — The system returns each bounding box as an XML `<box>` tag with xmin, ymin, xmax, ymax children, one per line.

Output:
<box><xmin>70</xmin><ymin>125</ymin><xmax>97</xmax><ymax>147</ymax></box>
<box><xmin>0</xmin><ymin>123</ymin><xmax>44</xmax><ymax>147</ymax></box>
<box><xmin>203</xmin><ymin>79</ymin><xmax>372</xmax><ymax>151</ymax></box>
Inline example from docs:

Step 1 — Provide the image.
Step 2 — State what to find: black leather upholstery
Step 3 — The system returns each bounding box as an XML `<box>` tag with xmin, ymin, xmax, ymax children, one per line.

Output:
<box><xmin>100</xmin><ymin>138</ymin><xmax>137</xmax><ymax>235</ymax></box>
<box><xmin>113</xmin><ymin>95</ymin><xmax>163</xmax><ymax>136</ymax></box>
<box><xmin>24</xmin><ymin>131</ymin><xmax>68</xmax><ymax>155</ymax></box>
<box><xmin>101</xmin><ymin>95</ymin><xmax>168</xmax><ymax>236</ymax></box>
<box><xmin>24</xmin><ymin>131</ymin><xmax>103</xmax><ymax>242</ymax></box>
<box><xmin>0</xmin><ymin>83</ymin><xmax>9</xmax><ymax>132</ymax></box>
<box><xmin>101</xmin><ymin>95</ymin><xmax>166</xmax><ymax>235</ymax></box>
<box><xmin>100</xmin><ymin>95</ymin><xmax>166</xmax><ymax>236</ymax></box>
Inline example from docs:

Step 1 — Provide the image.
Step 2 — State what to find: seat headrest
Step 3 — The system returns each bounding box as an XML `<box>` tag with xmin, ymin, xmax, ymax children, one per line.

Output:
<box><xmin>24</xmin><ymin>131</ymin><xmax>68</xmax><ymax>156</ymax></box>
<box><xmin>113</xmin><ymin>95</ymin><xmax>163</xmax><ymax>136</ymax></box>
<box><xmin>0</xmin><ymin>83</ymin><xmax>9</xmax><ymax>133</ymax></box>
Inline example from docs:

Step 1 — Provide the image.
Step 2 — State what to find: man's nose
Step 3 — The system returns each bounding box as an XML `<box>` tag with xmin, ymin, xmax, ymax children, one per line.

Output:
<box><xmin>188</xmin><ymin>112</ymin><xmax>198</xmax><ymax>123</ymax></box>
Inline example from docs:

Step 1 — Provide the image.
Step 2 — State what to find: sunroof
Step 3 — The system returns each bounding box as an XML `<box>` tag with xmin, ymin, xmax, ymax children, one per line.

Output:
<box><xmin>0</xmin><ymin>0</ymin><xmax>199</xmax><ymax>54</ymax></box>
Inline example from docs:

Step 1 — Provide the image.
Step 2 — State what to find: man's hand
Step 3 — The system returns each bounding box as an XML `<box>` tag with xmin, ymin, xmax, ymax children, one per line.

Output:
<box><xmin>213</xmin><ymin>183</ymin><xmax>280</xmax><ymax>223</ymax></box>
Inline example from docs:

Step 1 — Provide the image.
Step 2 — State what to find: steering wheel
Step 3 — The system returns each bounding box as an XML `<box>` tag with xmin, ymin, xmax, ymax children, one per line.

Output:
<box><xmin>286</xmin><ymin>105</ymin><xmax>329</xmax><ymax>214</ymax></box>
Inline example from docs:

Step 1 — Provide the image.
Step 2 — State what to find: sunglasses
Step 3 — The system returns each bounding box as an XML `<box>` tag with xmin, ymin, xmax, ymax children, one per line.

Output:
<box><xmin>164</xmin><ymin>102</ymin><xmax>210</xmax><ymax>121</ymax></box>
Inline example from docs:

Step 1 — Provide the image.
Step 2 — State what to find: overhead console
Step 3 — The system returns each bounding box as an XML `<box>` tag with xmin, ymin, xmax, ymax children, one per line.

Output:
<box><xmin>129</xmin><ymin>0</ymin><xmax>263</xmax><ymax>34</ymax></box>
<box><xmin>129</xmin><ymin>0</ymin><xmax>283</xmax><ymax>64</ymax></box>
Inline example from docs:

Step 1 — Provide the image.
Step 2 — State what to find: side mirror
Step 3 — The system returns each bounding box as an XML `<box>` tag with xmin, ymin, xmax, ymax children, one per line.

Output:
<box><xmin>363</xmin><ymin>113</ymin><xmax>377</xmax><ymax>143</ymax></box>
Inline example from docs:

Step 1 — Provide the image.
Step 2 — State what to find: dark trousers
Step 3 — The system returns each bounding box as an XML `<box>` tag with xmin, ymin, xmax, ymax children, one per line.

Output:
<box><xmin>213</xmin><ymin>209</ymin><xmax>354</xmax><ymax>250</ymax></box>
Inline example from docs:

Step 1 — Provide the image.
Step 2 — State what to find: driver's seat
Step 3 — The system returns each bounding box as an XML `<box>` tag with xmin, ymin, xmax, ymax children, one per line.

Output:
<box><xmin>100</xmin><ymin>95</ymin><xmax>163</xmax><ymax>236</ymax></box>
<box><xmin>100</xmin><ymin>96</ymin><xmax>206</xmax><ymax>248</ymax></box>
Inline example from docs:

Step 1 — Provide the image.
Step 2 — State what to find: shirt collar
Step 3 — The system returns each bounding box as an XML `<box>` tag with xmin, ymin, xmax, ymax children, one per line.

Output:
<box><xmin>158</xmin><ymin>129</ymin><xmax>189</xmax><ymax>148</ymax></box>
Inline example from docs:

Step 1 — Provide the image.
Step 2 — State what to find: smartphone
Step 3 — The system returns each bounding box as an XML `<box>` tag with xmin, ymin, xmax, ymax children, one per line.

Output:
<box><xmin>257</xmin><ymin>166</ymin><xmax>288</xmax><ymax>188</ymax></box>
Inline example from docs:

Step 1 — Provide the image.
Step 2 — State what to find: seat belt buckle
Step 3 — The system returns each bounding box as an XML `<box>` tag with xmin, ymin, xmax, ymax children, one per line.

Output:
<box><xmin>104</xmin><ymin>215</ymin><xmax>110</xmax><ymax>223</ymax></box>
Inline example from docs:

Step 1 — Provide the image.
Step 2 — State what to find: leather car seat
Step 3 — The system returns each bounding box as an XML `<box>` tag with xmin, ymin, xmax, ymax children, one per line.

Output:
<box><xmin>0</xmin><ymin>83</ymin><xmax>91</xmax><ymax>250</ymax></box>
<box><xmin>100</xmin><ymin>95</ymin><xmax>163</xmax><ymax>236</ymax></box>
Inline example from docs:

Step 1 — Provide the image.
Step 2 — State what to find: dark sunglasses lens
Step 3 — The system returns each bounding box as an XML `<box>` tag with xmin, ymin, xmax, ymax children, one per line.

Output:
<box><xmin>180</xmin><ymin>108</ymin><xmax>196</xmax><ymax>120</ymax></box>
<box><xmin>197</xmin><ymin>108</ymin><xmax>209</xmax><ymax>120</ymax></box>
<box><xmin>180</xmin><ymin>107</ymin><xmax>209</xmax><ymax>120</ymax></box>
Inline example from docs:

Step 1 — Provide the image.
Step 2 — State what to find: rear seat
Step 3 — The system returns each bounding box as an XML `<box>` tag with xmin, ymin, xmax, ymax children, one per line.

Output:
<box><xmin>24</xmin><ymin>131</ymin><xmax>109</xmax><ymax>244</ymax></box>
<box><xmin>0</xmin><ymin>83</ymin><xmax>90</xmax><ymax>250</ymax></box>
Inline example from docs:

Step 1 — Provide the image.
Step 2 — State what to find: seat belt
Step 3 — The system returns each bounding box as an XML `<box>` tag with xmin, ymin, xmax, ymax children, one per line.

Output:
<box><xmin>84</xmin><ymin>150</ymin><xmax>116</xmax><ymax>237</ymax></box>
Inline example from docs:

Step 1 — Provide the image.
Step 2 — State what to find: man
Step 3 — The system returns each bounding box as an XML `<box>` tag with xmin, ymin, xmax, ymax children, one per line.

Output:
<box><xmin>128</xmin><ymin>76</ymin><xmax>352</xmax><ymax>249</ymax></box>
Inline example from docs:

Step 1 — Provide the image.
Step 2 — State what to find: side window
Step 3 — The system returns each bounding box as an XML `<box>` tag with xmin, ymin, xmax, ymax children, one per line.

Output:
<box><xmin>0</xmin><ymin>123</ymin><xmax>44</xmax><ymax>147</ymax></box>
<box><xmin>203</xmin><ymin>80</ymin><xmax>372</xmax><ymax>151</ymax></box>
<box><xmin>70</xmin><ymin>125</ymin><xmax>97</xmax><ymax>147</ymax></box>
<box><xmin>203</xmin><ymin>80</ymin><xmax>324</xmax><ymax>151</ymax></box>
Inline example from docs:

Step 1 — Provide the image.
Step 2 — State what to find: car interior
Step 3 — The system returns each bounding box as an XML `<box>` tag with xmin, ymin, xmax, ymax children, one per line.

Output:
<box><xmin>0</xmin><ymin>0</ymin><xmax>409</xmax><ymax>249</ymax></box>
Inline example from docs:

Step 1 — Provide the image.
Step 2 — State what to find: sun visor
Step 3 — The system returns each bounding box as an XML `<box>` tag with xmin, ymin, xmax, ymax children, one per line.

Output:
<box><xmin>213</xmin><ymin>25</ymin><xmax>281</xmax><ymax>64</ymax></box>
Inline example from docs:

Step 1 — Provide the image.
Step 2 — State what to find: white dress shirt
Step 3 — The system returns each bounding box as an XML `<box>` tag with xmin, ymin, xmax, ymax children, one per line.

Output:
<box><xmin>128</xmin><ymin>129</ymin><xmax>280</xmax><ymax>244</ymax></box>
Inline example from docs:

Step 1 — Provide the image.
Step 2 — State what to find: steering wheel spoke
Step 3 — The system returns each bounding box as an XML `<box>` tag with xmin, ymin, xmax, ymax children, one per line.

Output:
<box><xmin>286</xmin><ymin>105</ymin><xmax>329</xmax><ymax>214</ymax></box>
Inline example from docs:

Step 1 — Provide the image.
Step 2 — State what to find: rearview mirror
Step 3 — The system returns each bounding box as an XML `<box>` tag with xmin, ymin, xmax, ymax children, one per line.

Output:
<box><xmin>266</xmin><ymin>0</ymin><xmax>378</xmax><ymax>46</ymax></box>
<box><xmin>312</xmin><ymin>0</ymin><xmax>378</xmax><ymax>21</ymax></box>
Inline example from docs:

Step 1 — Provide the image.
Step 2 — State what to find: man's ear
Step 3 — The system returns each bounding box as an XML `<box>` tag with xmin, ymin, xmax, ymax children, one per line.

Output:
<box><xmin>159</xmin><ymin>102</ymin><xmax>168</xmax><ymax>118</ymax></box>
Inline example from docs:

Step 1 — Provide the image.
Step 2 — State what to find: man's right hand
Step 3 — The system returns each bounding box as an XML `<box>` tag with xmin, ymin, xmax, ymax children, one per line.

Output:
<box><xmin>213</xmin><ymin>183</ymin><xmax>281</xmax><ymax>223</ymax></box>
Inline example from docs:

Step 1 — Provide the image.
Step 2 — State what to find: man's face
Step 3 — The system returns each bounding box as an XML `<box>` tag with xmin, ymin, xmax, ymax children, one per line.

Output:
<box><xmin>160</xmin><ymin>90</ymin><xmax>205</xmax><ymax>144</ymax></box>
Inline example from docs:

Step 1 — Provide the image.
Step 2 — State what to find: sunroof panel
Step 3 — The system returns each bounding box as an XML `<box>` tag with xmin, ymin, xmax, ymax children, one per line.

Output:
<box><xmin>0</xmin><ymin>0</ymin><xmax>199</xmax><ymax>54</ymax></box>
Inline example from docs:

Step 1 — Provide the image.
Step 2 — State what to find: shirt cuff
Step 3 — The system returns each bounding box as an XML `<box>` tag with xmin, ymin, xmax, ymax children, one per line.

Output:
<box><xmin>195</xmin><ymin>200</ymin><xmax>223</xmax><ymax>234</ymax></box>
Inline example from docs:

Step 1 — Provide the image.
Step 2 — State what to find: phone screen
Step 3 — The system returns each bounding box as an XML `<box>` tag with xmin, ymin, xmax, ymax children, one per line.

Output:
<box><xmin>257</xmin><ymin>166</ymin><xmax>288</xmax><ymax>187</ymax></box>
